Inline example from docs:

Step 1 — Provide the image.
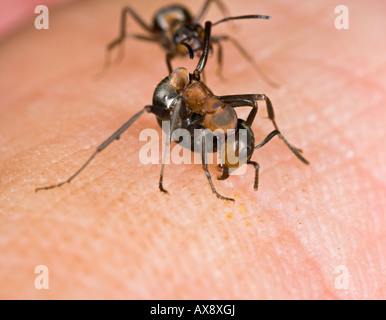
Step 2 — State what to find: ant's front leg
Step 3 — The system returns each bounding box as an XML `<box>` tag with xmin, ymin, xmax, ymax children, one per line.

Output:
<box><xmin>166</xmin><ymin>52</ymin><xmax>175</xmax><ymax>74</ymax></box>
<box><xmin>110</xmin><ymin>6</ymin><xmax>153</xmax><ymax>50</ymax></box>
<box><xmin>98</xmin><ymin>7</ymin><xmax>157</xmax><ymax>76</ymax></box>
<box><xmin>194</xmin><ymin>0</ymin><xmax>230</xmax><ymax>23</ymax></box>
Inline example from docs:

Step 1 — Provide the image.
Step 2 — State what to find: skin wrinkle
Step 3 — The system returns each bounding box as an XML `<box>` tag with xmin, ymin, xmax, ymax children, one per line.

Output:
<box><xmin>0</xmin><ymin>0</ymin><xmax>385</xmax><ymax>299</ymax></box>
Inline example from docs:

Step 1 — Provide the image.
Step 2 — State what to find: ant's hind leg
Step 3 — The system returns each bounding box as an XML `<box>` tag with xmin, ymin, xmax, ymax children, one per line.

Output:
<box><xmin>247</xmin><ymin>160</ymin><xmax>260</xmax><ymax>190</ymax></box>
<box><xmin>215</xmin><ymin>148</ymin><xmax>260</xmax><ymax>190</ymax></box>
<box><xmin>258</xmin><ymin>95</ymin><xmax>308</xmax><ymax>160</ymax></box>
<box><xmin>216</xmin><ymin>159</ymin><xmax>260</xmax><ymax>191</ymax></box>
<box><xmin>166</xmin><ymin>53</ymin><xmax>175</xmax><ymax>74</ymax></box>
<box><xmin>35</xmin><ymin>108</ymin><xmax>147</xmax><ymax>192</ymax></box>
<box><xmin>219</xmin><ymin>94</ymin><xmax>309</xmax><ymax>164</ymax></box>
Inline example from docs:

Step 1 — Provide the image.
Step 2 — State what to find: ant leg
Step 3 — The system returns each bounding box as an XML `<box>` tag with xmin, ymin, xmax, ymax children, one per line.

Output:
<box><xmin>194</xmin><ymin>0</ymin><xmax>230</xmax><ymax>23</ymax></box>
<box><xmin>249</xmin><ymin>129</ymin><xmax>292</xmax><ymax>190</ymax></box>
<box><xmin>112</xmin><ymin>6</ymin><xmax>153</xmax><ymax>46</ymax></box>
<box><xmin>275</xmin><ymin>131</ymin><xmax>309</xmax><ymax>164</ymax></box>
<box><xmin>258</xmin><ymin>94</ymin><xmax>279</xmax><ymax>131</ymax></box>
<box><xmin>35</xmin><ymin>108</ymin><xmax>148</xmax><ymax>192</ymax></box>
<box><xmin>217</xmin><ymin>131</ymin><xmax>286</xmax><ymax>191</ymax></box>
<box><xmin>212</xmin><ymin>35</ymin><xmax>280</xmax><ymax>88</ymax></box>
<box><xmin>166</xmin><ymin>52</ymin><xmax>175</xmax><ymax>74</ymax></box>
<box><xmin>201</xmin><ymin>133</ymin><xmax>234</xmax><ymax>202</ymax></box>
<box><xmin>96</xmin><ymin>34</ymin><xmax>157</xmax><ymax>78</ymax></box>
<box><xmin>217</xmin><ymin>164</ymin><xmax>229</xmax><ymax>180</ymax></box>
<box><xmin>254</xmin><ymin>93</ymin><xmax>309</xmax><ymax>164</ymax></box>
<box><xmin>219</xmin><ymin>94</ymin><xmax>281</xmax><ymax>132</ymax></box>
<box><xmin>98</xmin><ymin>7</ymin><xmax>156</xmax><ymax>75</ymax></box>
<box><xmin>248</xmin><ymin>130</ymin><xmax>285</xmax><ymax>191</ymax></box>
<box><xmin>114</xmin><ymin>34</ymin><xmax>157</xmax><ymax>64</ymax></box>
<box><xmin>254</xmin><ymin>128</ymin><xmax>308</xmax><ymax>164</ymax></box>
<box><xmin>247</xmin><ymin>160</ymin><xmax>260</xmax><ymax>190</ymax></box>
<box><xmin>218</xmin><ymin>95</ymin><xmax>309</xmax><ymax>164</ymax></box>
<box><xmin>213</xmin><ymin>40</ymin><xmax>226</xmax><ymax>79</ymax></box>
<box><xmin>217</xmin><ymin>95</ymin><xmax>257</xmax><ymax>126</ymax></box>
<box><xmin>254</xmin><ymin>130</ymin><xmax>280</xmax><ymax>150</ymax></box>
<box><xmin>254</xmin><ymin>94</ymin><xmax>303</xmax><ymax>153</ymax></box>
<box><xmin>158</xmin><ymin>98</ymin><xmax>183</xmax><ymax>194</ymax></box>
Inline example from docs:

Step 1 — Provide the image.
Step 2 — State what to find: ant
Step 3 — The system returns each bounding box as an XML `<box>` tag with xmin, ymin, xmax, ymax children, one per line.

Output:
<box><xmin>36</xmin><ymin>20</ymin><xmax>309</xmax><ymax>202</ymax></box>
<box><xmin>100</xmin><ymin>0</ymin><xmax>279</xmax><ymax>87</ymax></box>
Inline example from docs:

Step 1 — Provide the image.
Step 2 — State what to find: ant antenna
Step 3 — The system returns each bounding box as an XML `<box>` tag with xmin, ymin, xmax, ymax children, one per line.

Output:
<box><xmin>194</xmin><ymin>15</ymin><xmax>272</xmax><ymax>76</ymax></box>
<box><xmin>211</xmin><ymin>14</ymin><xmax>280</xmax><ymax>88</ymax></box>
<box><xmin>212</xmin><ymin>14</ymin><xmax>271</xmax><ymax>27</ymax></box>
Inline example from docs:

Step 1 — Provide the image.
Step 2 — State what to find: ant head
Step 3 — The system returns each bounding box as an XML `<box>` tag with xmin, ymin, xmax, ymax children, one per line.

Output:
<box><xmin>173</xmin><ymin>24</ymin><xmax>206</xmax><ymax>55</ymax></box>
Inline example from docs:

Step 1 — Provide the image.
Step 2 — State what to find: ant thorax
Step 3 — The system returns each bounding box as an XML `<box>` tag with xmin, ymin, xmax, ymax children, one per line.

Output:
<box><xmin>169</xmin><ymin>67</ymin><xmax>237</xmax><ymax>132</ymax></box>
<box><xmin>172</xmin><ymin>24</ymin><xmax>206</xmax><ymax>54</ymax></box>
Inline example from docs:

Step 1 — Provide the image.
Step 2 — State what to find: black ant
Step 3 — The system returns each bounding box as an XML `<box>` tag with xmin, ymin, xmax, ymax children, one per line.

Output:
<box><xmin>36</xmin><ymin>20</ymin><xmax>308</xmax><ymax>202</ymax></box>
<box><xmin>100</xmin><ymin>0</ymin><xmax>279</xmax><ymax>87</ymax></box>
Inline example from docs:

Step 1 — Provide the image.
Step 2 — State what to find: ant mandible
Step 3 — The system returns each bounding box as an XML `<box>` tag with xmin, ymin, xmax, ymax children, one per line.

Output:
<box><xmin>36</xmin><ymin>20</ymin><xmax>309</xmax><ymax>202</ymax></box>
<box><xmin>101</xmin><ymin>0</ymin><xmax>279</xmax><ymax>87</ymax></box>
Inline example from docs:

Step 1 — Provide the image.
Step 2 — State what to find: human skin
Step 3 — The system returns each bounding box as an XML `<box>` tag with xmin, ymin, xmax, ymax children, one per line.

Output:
<box><xmin>0</xmin><ymin>0</ymin><xmax>385</xmax><ymax>299</ymax></box>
